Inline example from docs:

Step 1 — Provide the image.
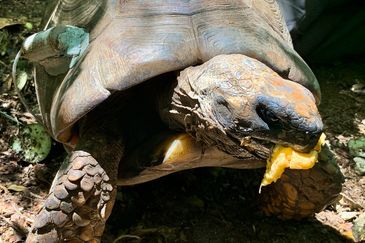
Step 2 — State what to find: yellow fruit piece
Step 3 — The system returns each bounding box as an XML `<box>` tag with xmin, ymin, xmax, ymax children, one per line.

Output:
<box><xmin>260</xmin><ymin>134</ymin><xmax>326</xmax><ymax>191</ymax></box>
<box><xmin>289</xmin><ymin>150</ymin><xmax>318</xmax><ymax>169</ymax></box>
<box><xmin>162</xmin><ymin>134</ymin><xmax>194</xmax><ymax>164</ymax></box>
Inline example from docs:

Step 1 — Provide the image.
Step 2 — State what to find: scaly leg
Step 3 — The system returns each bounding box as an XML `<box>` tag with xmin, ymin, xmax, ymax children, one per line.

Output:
<box><xmin>26</xmin><ymin>125</ymin><xmax>123</xmax><ymax>242</ymax></box>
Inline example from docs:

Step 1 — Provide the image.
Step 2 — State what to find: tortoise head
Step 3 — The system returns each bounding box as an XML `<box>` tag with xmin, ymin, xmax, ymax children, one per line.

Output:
<box><xmin>163</xmin><ymin>54</ymin><xmax>322</xmax><ymax>156</ymax></box>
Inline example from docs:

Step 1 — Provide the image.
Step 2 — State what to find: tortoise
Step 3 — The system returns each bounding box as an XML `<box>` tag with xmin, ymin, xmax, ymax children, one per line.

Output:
<box><xmin>22</xmin><ymin>0</ymin><xmax>343</xmax><ymax>242</ymax></box>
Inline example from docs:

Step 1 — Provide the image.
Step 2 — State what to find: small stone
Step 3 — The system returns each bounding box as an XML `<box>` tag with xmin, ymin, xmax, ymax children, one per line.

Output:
<box><xmin>45</xmin><ymin>194</ymin><xmax>61</xmax><ymax>210</ymax></box>
<box><xmin>80</xmin><ymin>174</ymin><xmax>94</xmax><ymax>192</ymax></box>
<box><xmin>54</xmin><ymin>184</ymin><xmax>69</xmax><ymax>200</ymax></box>
<box><xmin>72</xmin><ymin>212</ymin><xmax>90</xmax><ymax>227</ymax></box>
<box><xmin>68</xmin><ymin>169</ymin><xmax>86</xmax><ymax>181</ymax></box>
<box><xmin>354</xmin><ymin>157</ymin><xmax>365</xmax><ymax>175</ymax></box>
<box><xmin>353</xmin><ymin>212</ymin><xmax>365</xmax><ymax>242</ymax></box>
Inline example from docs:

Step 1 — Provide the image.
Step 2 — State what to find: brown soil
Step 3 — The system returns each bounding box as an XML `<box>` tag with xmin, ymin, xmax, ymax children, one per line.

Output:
<box><xmin>0</xmin><ymin>1</ymin><xmax>364</xmax><ymax>243</ymax></box>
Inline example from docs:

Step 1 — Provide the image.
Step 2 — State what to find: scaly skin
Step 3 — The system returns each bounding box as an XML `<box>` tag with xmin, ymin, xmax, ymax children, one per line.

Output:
<box><xmin>26</xmin><ymin>116</ymin><xmax>124</xmax><ymax>242</ymax></box>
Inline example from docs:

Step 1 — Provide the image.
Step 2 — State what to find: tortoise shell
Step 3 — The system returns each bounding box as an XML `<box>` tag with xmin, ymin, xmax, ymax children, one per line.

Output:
<box><xmin>35</xmin><ymin>0</ymin><xmax>320</xmax><ymax>143</ymax></box>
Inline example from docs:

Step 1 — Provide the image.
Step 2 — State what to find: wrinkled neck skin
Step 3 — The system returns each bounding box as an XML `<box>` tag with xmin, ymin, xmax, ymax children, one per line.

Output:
<box><xmin>159</xmin><ymin>54</ymin><xmax>323</xmax><ymax>158</ymax></box>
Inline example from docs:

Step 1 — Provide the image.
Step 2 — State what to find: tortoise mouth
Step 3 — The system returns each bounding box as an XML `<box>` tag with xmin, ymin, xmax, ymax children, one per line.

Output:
<box><xmin>229</xmin><ymin>132</ymin><xmax>319</xmax><ymax>161</ymax></box>
<box><xmin>230</xmin><ymin>134</ymin><xmax>274</xmax><ymax>160</ymax></box>
<box><xmin>226</xmin><ymin>124</ymin><xmax>320</xmax><ymax>160</ymax></box>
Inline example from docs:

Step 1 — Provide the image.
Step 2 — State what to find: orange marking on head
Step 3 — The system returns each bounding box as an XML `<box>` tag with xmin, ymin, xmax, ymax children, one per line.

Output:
<box><xmin>294</xmin><ymin>103</ymin><xmax>312</xmax><ymax>118</ymax></box>
<box><xmin>258</xmin><ymin>74</ymin><xmax>318</xmax><ymax>121</ymax></box>
<box><xmin>286</xmin><ymin>82</ymin><xmax>308</xmax><ymax>101</ymax></box>
<box><xmin>285</xmin><ymin>82</ymin><xmax>318</xmax><ymax>119</ymax></box>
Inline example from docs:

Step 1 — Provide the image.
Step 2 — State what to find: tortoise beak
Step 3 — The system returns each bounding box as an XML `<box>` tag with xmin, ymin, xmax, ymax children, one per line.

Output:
<box><xmin>270</xmin><ymin>129</ymin><xmax>323</xmax><ymax>153</ymax></box>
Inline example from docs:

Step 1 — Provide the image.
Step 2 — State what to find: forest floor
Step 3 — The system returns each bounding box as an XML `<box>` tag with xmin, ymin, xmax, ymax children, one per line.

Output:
<box><xmin>0</xmin><ymin>1</ymin><xmax>364</xmax><ymax>242</ymax></box>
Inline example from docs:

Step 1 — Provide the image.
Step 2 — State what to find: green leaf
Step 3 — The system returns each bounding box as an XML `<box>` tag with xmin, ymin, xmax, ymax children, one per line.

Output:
<box><xmin>348</xmin><ymin>136</ymin><xmax>365</xmax><ymax>157</ymax></box>
<box><xmin>24</xmin><ymin>22</ymin><xmax>33</xmax><ymax>30</ymax></box>
<box><xmin>11</xmin><ymin>123</ymin><xmax>52</xmax><ymax>163</ymax></box>
<box><xmin>7</xmin><ymin>184</ymin><xmax>27</xmax><ymax>192</ymax></box>
<box><xmin>16</xmin><ymin>70</ymin><xmax>28</xmax><ymax>90</ymax></box>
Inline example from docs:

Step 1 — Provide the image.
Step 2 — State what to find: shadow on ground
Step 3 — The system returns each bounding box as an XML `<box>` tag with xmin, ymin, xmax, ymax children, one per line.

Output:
<box><xmin>105</xmin><ymin>168</ymin><xmax>350</xmax><ymax>243</ymax></box>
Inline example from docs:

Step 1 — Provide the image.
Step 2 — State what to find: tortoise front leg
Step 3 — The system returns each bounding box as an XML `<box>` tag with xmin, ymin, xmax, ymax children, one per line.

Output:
<box><xmin>26</xmin><ymin>125</ymin><xmax>123</xmax><ymax>242</ymax></box>
<box><xmin>260</xmin><ymin>145</ymin><xmax>343</xmax><ymax>219</ymax></box>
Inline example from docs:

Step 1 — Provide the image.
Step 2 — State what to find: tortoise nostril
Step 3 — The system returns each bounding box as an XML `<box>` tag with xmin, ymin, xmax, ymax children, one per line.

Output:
<box><xmin>256</xmin><ymin>106</ymin><xmax>280</xmax><ymax>128</ymax></box>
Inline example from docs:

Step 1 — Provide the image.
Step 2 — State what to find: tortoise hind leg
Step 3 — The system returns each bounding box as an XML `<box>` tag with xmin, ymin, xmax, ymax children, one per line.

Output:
<box><xmin>26</xmin><ymin>131</ymin><xmax>123</xmax><ymax>242</ymax></box>
<box><xmin>260</xmin><ymin>145</ymin><xmax>344</xmax><ymax>219</ymax></box>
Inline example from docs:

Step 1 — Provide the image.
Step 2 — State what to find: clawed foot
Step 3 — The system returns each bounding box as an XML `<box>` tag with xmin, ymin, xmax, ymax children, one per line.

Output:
<box><xmin>26</xmin><ymin>151</ymin><xmax>117</xmax><ymax>242</ymax></box>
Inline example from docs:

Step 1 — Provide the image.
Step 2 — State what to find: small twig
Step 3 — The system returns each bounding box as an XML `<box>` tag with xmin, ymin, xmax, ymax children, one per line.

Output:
<box><xmin>113</xmin><ymin>234</ymin><xmax>142</xmax><ymax>243</ymax></box>
<box><xmin>29</xmin><ymin>191</ymin><xmax>44</xmax><ymax>200</ymax></box>
<box><xmin>0</xmin><ymin>110</ymin><xmax>20</xmax><ymax>125</ymax></box>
